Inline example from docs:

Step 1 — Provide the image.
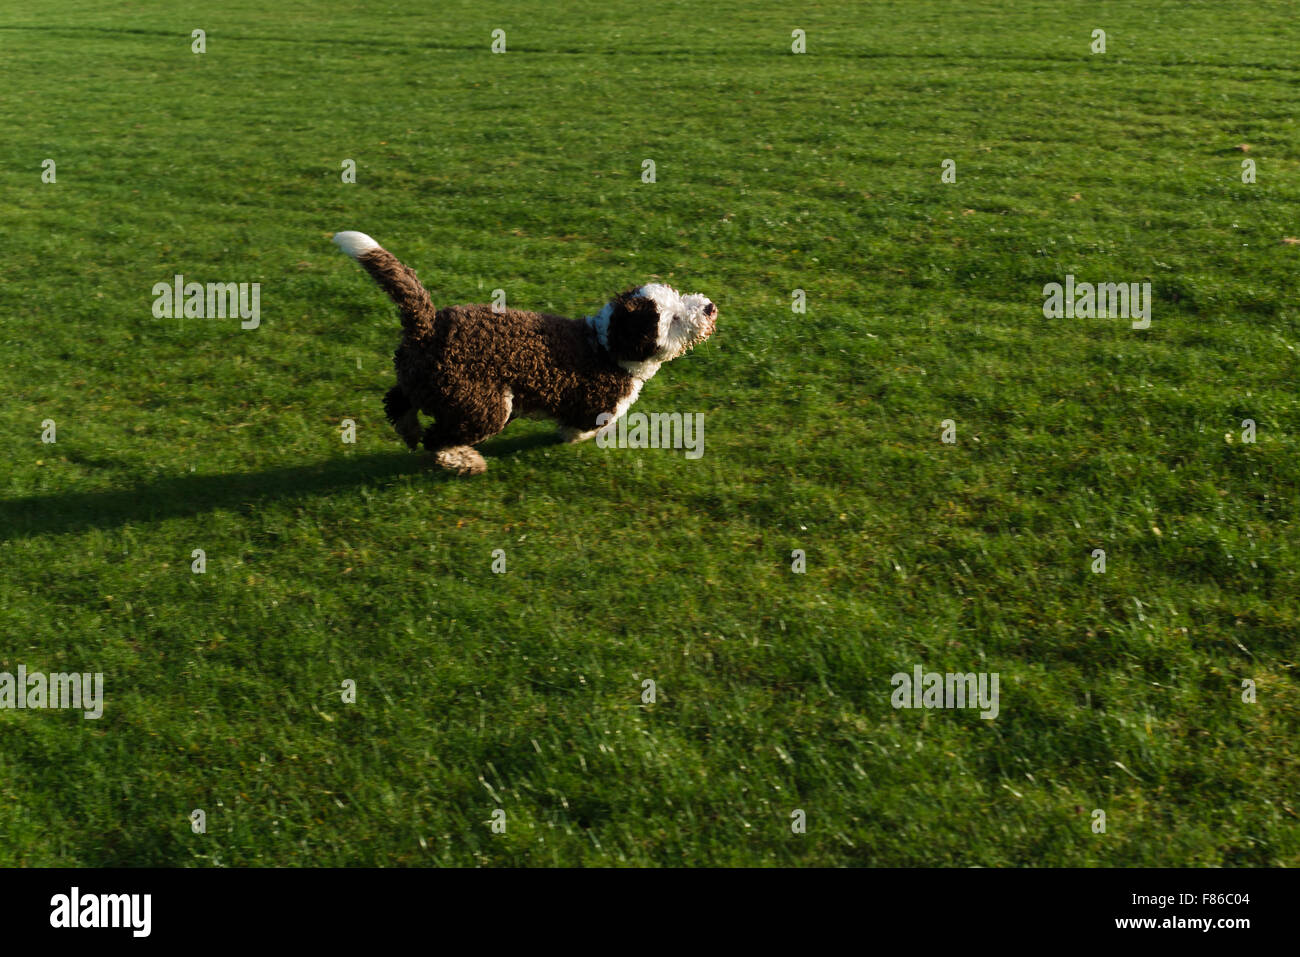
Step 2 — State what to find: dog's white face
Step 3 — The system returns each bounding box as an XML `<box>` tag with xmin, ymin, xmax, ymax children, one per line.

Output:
<box><xmin>589</xmin><ymin>282</ymin><xmax>717</xmax><ymax>376</ymax></box>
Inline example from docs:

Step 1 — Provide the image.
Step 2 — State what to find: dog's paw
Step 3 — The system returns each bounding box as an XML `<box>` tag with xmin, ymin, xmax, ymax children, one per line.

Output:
<box><xmin>434</xmin><ymin>445</ymin><xmax>487</xmax><ymax>476</ymax></box>
<box><xmin>559</xmin><ymin>426</ymin><xmax>599</xmax><ymax>444</ymax></box>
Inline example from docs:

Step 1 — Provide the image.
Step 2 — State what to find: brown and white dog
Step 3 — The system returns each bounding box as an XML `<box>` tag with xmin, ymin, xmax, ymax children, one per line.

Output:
<box><xmin>333</xmin><ymin>231</ymin><xmax>717</xmax><ymax>474</ymax></box>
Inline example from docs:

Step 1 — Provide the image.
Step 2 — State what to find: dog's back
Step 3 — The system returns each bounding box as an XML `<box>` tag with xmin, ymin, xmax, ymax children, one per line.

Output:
<box><xmin>408</xmin><ymin>305</ymin><xmax>632</xmax><ymax>426</ymax></box>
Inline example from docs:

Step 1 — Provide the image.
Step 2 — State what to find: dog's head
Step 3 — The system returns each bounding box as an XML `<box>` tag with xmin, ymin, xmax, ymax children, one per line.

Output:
<box><xmin>591</xmin><ymin>283</ymin><xmax>717</xmax><ymax>373</ymax></box>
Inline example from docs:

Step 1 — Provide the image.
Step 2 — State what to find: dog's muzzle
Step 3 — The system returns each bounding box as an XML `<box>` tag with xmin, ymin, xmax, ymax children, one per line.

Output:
<box><xmin>698</xmin><ymin>302</ymin><xmax>718</xmax><ymax>337</ymax></box>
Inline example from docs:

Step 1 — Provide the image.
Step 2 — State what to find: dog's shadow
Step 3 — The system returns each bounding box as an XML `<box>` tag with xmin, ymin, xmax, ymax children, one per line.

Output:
<box><xmin>2</xmin><ymin>431</ymin><xmax>562</xmax><ymax>542</ymax></box>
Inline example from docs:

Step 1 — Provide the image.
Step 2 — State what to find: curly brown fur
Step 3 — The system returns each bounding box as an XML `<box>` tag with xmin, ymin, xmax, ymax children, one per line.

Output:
<box><xmin>332</xmin><ymin>230</ymin><xmax>717</xmax><ymax>474</ymax></box>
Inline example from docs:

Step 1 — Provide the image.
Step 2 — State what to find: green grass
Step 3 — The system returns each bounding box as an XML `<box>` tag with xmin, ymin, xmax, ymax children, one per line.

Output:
<box><xmin>1</xmin><ymin>0</ymin><xmax>1298</xmax><ymax>866</ymax></box>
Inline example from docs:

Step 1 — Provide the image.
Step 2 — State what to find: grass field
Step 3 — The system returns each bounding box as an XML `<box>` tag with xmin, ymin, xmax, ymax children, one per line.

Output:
<box><xmin>1</xmin><ymin>0</ymin><xmax>1298</xmax><ymax>866</ymax></box>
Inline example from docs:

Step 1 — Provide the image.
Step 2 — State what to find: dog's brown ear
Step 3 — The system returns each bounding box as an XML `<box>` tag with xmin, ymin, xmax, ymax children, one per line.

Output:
<box><xmin>606</xmin><ymin>290</ymin><xmax>660</xmax><ymax>362</ymax></box>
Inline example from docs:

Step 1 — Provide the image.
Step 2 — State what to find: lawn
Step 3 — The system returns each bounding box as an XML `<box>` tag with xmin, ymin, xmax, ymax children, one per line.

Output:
<box><xmin>0</xmin><ymin>0</ymin><xmax>1297</xmax><ymax>866</ymax></box>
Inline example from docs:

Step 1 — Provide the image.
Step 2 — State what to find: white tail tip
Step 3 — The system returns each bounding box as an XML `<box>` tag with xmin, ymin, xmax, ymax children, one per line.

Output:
<box><xmin>332</xmin><ymin>230</ymin><xmax>380</xmax><ymax>258</ymax></box>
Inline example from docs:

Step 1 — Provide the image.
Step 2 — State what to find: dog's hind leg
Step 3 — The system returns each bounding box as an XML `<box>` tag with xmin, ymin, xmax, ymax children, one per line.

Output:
<box><xmin>420</xmin><ymin>393</ymin><xmax>512</xmax><ymax>476</ymax></box>
<box><xmin>383</xmin><ymin>385</ymin><xmax>421</xmax><ymax>450</ymax></box>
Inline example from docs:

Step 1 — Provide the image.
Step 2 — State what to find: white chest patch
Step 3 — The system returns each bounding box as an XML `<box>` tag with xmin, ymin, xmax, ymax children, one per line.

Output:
<box><xmin>617</xmin><ymin>358</ymin><xmax>662</xmax><ymax>379</ymax></box>
<box><xmin>608</xmin><ymin>376</ymin><xmax>646</xmax><ymax>426</ymax></box>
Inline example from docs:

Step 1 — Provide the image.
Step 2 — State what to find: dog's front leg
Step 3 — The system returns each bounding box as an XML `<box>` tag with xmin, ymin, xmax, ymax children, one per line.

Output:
<box><xmin>558</xmin><ymin>408</ymin><xmax>617</xmax><ymax>445</ymax></box>
<box><xmin>559</xmin><ymin>426</ymin><xmax>600</xmax><ymax>444</ymax></box>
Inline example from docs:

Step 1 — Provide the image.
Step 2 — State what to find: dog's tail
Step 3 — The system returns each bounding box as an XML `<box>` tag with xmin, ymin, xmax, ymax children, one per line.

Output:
<box><xmin>333</xmin><ymin>231</ymin><xmax>436</xmax><ymax>338</ymax></box>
